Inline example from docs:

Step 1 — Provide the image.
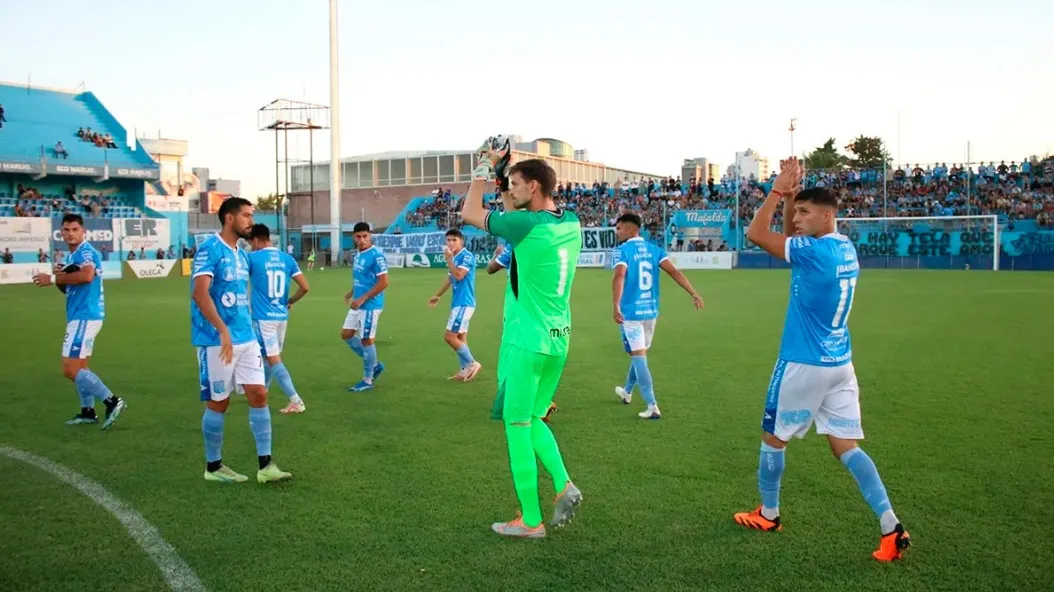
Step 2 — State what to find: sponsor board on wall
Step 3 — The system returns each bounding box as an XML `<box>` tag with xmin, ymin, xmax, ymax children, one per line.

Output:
<box><xmin>127</xmin><ymin>259</ymin><xmax>176</xmax><ymax>279</ymax></box>
<box><xmin>576</xmin><ymin>252</ymin><xmax>607</xmax><ymax>267</ymax></box>
<box><xmin>668</xmin><ymin>251</ymin><xmax>734</xmax><ymax>270</ymax></box>
<box><xmin>114</xmin><ymin>218</ymin><xmax>171</xmax><ymax>253</ymax></box>
<box><xmin>383</xmin><ymin>253</ymin><xmax>406</xmax><ymax>268</ymax></box>
<box><xmin>50</xmin><ymin>218</ymin><xmax>116</xmax><ymax>254</ymax></box>
<box><xmin>0</xmin><ymin>262</ymin><xmax>48</xmax><ymax>285</ymax></box>
<box><xmin>0</xmin><ymin>217</ymin><xmax>52</xmax><ymax>253</ymax></box>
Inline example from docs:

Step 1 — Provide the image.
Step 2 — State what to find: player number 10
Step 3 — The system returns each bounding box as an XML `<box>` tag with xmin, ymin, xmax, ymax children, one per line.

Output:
<box><xmin>831</xmin><ymin>277</ymin><xmax>857</xmax><ymax>328</ymax></box>
<box><xmin>266</xmin><ymin>270</ymin><xmax>287</xmax><ymax>299</ymax></box>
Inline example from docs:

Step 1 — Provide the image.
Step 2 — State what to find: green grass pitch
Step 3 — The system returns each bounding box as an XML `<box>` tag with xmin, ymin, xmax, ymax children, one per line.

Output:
<box><xmin>1</xmin><ymin>267</ymin><xmax>1052</xmax><ymax>591</ymax></box>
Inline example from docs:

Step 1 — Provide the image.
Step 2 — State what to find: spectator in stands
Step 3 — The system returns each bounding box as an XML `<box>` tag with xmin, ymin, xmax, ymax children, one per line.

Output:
<box><xmin>37</xmin><ymin>249</ymin><xmax>48</xmax><ymax>263</ymax></box>
<box><xmin>166</xmin><ymin>246</ymin><xmax>175</xmax><ymax>259</ymax></box>
<box><xmin>77</xmin><ymin>127</ymin><xmax>86</xmax><ymax>139</ymax></box>
<box><xmin>138</xmin><ymin>247</ymin><xmax>145</xmax><ymax>260</ymax></box>
<box><xmin>104</xmin><ymin>133</ymin><xmax>117</xmax><ymax>148</ymax></box>
<box><xmin>54</xmin><ymin>141</ymin><xmax>68</xmax><ymax>159</ymax></box>
<box><xmin>2</xmin><ymin>249</ymin><xmax>12</xmax><ymax>264</ymax></box>
<box><xmin>155</xmin><ymin>248</ymin><xmax>165</xmax><ymax>260</ymax></box>
<box><xmin>0</xmin><ymin>104</ymin><xmax>5</xmax><ymax>129</ymax></box>
<box><xmin>128</xmin><ymin>250</ymin><xmax>136</xmax><ymax>261</ymax></box>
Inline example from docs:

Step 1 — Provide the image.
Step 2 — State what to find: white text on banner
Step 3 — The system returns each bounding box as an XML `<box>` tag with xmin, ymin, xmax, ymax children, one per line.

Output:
<box><xmin>0</xmin><ymin>217</ymin><xmax>52</xmax><ymax>253</ymax></box>
<box><xmin>668</xmin><ymin>251</ymin><xmax>734</xmax><ymax>270</ymax></box>
<box><xmin>0</xmin><ymin>262</ymin><xmax>49</xmax><ymax>285</ymax></box>
<box><xmin>127</xmin><ymin>259</ymin><xmax>176</xmax><ymax>279</ymax></box>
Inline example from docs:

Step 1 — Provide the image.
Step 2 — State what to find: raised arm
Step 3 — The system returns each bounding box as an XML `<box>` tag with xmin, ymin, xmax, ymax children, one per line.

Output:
<box><xmin>747</xmin><ymin>157</ymin><xmax>802</xmax><ymax>259</ymax></box>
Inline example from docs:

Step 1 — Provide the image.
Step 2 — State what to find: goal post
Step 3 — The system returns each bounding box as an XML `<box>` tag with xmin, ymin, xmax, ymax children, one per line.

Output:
<box><xmin>835</xmin><ymin>215</ymin><xmax>1000</xmax><ymax>271</ymax></box>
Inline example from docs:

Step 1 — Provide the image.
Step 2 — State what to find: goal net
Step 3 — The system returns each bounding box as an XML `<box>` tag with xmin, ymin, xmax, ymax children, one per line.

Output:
<box><xmin>836</xmin><ymin>215</ymin><xmax>1000</xmax><ymax>270</ymax></box>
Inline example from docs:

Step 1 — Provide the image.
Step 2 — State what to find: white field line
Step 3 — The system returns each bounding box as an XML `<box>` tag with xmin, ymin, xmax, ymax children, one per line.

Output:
<box><xmin>0</xmin><ymin>446</ymin><xmax>205</xmax><ymax>592</ymax></box>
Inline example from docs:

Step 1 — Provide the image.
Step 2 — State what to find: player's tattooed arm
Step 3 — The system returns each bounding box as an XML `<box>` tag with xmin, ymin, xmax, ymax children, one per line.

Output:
<box><xmin>748</xmin><ymin>157</ymin><xmax>801</xmax><ymax>259</ymax></box>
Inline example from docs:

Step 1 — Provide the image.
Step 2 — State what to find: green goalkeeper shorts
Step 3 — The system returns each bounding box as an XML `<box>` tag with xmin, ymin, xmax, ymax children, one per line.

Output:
<box><xmin>490</xmin><ymin>341</ymin><xmax>568</xmax><ymax>423</ymax></box>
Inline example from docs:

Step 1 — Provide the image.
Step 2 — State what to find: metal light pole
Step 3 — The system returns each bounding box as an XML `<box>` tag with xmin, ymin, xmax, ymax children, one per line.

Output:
<box><xmin>328</xmin><ymin>0</ymin><xmax>342</xmax><ymax>263</ymax></box>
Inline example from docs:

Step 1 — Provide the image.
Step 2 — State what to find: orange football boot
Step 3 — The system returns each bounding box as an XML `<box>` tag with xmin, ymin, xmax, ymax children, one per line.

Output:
<box><xmin>733</xmin><ymin>506</ymin><xmax>782</xmax><ymax>532</ymax></box>
<box><xmin>872</xmin><ymin>524</ymin><xmax>911</xmax><ymax>562</ymax></box>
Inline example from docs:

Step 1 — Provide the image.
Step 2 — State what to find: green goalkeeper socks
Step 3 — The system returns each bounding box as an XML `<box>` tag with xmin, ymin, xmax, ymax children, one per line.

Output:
<box><xmin>505</xmin><ymin>422</ymin><xmax>542</xmax><ymax>528</ymax></box>
<box><xmin>531</xmin><ymin>419</ymin><xmax>570</xmax><ymax>493</ymax></box>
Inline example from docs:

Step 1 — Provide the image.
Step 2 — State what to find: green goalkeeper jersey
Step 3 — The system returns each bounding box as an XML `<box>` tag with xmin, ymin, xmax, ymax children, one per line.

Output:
<box><xmin>485</xmin><ymin>208</ymin><xmax>582</xmax><ymax>356</ymax></box>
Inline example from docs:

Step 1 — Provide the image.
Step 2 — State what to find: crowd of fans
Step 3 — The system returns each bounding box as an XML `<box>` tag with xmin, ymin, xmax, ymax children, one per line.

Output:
<box><xmin>12</xmin><ymin>184</ymin><xmax>123</xmax><ymax>218</ymax></box>
<box><xmin>76</xmin><ymin>126</ymin><xmax>117</xmax><ymax>149</ymax></box>
<box><xmin>403</xmin><ymin>159</ymin><xmax>1054</xmax><ymax>244</ymax></box>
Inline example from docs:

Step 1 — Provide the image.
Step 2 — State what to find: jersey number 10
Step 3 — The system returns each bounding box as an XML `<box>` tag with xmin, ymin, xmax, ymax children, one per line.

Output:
<box><xmin>265</xmin><ymin>270</ymin><xmax>287</xmax><ymax>299</ymax></box>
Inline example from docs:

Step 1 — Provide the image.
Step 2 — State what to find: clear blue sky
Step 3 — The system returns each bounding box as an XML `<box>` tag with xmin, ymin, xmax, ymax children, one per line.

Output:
<box><xmin>3</xmin><ymin>0</ymin><xmax>1051</xmax><ymax>197</ymax></box>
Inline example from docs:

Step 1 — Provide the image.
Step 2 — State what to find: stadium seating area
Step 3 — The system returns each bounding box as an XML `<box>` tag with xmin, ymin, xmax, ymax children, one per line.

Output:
<box><xmin>0</xmin><ymin>83</ymin><xmax>156</xmax><ymax>170</ymax></box>
<box><xmin>392</xmin><ymin>160</ymin><xmax>1054</xmax><ymax>239</ymax></box>
<box><xmin>0</xmin><ymin>184</ymin><xmax>142</xmax><ymax>219</ymax></box>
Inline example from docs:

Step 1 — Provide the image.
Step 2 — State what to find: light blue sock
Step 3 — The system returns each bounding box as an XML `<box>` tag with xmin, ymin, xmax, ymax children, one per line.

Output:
<box><xmin>248</xmin><ymin>407</ymin><xmax>272</xmax><ymax>457</ymax></box>
<box><xmin>623</xmin><ymin>362</ymin><xmax>638</xmax><ymax>394</ymax></box>
<box><xmin>201</xmin><ymin>408</ymin><xmax>225</xmax><ymax>463</ymax></box>
<box><xmin>73</xmin><ymin>375</ymin><xmax>94</xmax><ymax>408</ymax></box>
<box><xmin>362</xmin><ymin>345</ymin><xmax>377</xmax><ymax>382</ymax></box>
<box><xmin>455</xmin><ymin>344</ymin><xmax>475</xmax><ymax>369</ymax></box>
<box><xmin>345</xmin><ymin>337</ymin><xmax>364</xmax><ymax>358</ymax></box>
<box><xmin>263</xmin><ymin>360</ymin><xmax>274</xmax><ymax>389</ymax></box>
<box><xmin>841</xmin><ymin>447</ymin><xmax>898</xmax><ymax>532</ymax></box>
<box><xmin>271</xmin><ymin>362</ymin><xmax>299</xmax><ymax>398</ymax></box>
<box><xmin>631</xmin><ymin>356</ymin><xmax>656</xmax><ymax>406</ymax></box>
<box><xmin>758</xmin><ymin>442</ymin><xmax>785</xmax><ymax>515</ymax></box>
<box><xmin>75</xmin><ymin>368</ymin><xmax>112</xmax><ymax>404</ymax></box>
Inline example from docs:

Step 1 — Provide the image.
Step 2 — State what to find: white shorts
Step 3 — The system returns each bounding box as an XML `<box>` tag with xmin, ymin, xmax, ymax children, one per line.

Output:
<box><xmin>762</xmin><ymin>359</ymin><xmax>864</xmax><ymax>441</ymax></box>
<box><xmin>620</xmin><ymin>319</ymin><xmax>656</xmax><ymax>353</ymax></box>
<box><xmin>342</xmin><ymin>308</ymin><xmax>382</xmax><ymax>339</ymax></box>
<box><xmin>198</xmin><ymin>342</ymin><xmax>265</xmax><ymax>402</ymax></box>
<box><xmin>254</xmin><ymin>320</ymin><xmax>287</xmax><ymax>358</ymax></box>
<box><xmin>62</xmin><ymin>320</ymin><xmax>103</xmax><ymax>359</ymax></box>
<box><xmin>446</xmin><ymin>306</ymin><xmax>476</xmax><ymax>334</ymax></box>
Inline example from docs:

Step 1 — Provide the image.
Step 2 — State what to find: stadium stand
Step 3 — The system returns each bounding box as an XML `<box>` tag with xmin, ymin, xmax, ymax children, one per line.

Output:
<box><xmin>389</xmin><ymin>162</ymin><xmax>1054</xmax><ymax>245</ymax></box>
<box><xmin>0</xmin><ymin>83</ymin><xmax>159</xmax><ymax>219</ymax></box>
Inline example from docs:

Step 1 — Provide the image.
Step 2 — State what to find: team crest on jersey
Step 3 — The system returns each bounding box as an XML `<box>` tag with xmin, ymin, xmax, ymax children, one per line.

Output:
<box><xmin>224</xmin><ymin>267</ymin><xmax>235</xmax><ymax>282</ymax></box>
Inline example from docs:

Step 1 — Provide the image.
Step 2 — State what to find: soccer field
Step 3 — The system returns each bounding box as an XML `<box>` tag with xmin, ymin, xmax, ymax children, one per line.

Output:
<box><xmin>1</xmin><ymin>267</ymin><xmax>1052</xmax><ymax>591</ymax></box>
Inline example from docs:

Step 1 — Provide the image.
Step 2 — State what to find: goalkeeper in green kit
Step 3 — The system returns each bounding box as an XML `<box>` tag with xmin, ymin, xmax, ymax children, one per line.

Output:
<box><xmin>460</xmin><ymin>135</ymin><xmax>583</xmax><ymax>538</ymax></box>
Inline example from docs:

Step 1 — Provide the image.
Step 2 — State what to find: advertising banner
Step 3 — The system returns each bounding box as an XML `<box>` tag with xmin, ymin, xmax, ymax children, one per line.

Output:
<box><xmin>383</xmin><ymin>253</ymin><xmax>406</xmax><ymax>268</ymax></box>
<box><xmin>114</xmin><ymin>218</ymin><xmax>171</xmax><ymax>253</ymax></box>
<box><xmin>48</xmin><ymin>163</ymin><xmax>105</xmax><ymax>177</ymax></box>
<box><xmin>50</xmin><ymin>217</ymin><xmax>116</xmax><ymax>254</ymax></box>
<box><xmin>0</xmin><ymin>160</ymin><xmax>43</xmax><ymax>175</ymax></box>
<box><xmin>576</xmin><ymin>252</ymin><xmax>607</xmax><ymax>267</ymax></box>
<box><xmin>0</xmin><ymin>217</ymin><xmax>52</xmax><ymax>253</ymax></box>
<box><xmin>113</xmin><ymin>167</ymin><xmax>160</xmax><ymax>180</ymax></box>
<box><xmin>181</xmin><ymin>258</ymin><xmax>193</xmax><ymax>276</ymax></box>
<box><xmin>581</xmin><ymin>227</ymin><xmax>618</xmax><ymax>252</ymax></box>
<box><xmin>127</xmin><ymin>259</ymin><xmax>176</xmax><ymax>279</ymax></box>
<box><xmin>0</xmin><ymin>262</ymin><xmax>48</xmax><ymax>285</ymax></box>
<box><xmin>668</xmin><ymin>251</ymin><xmax>734</xmax><ymax>270</ymax></box>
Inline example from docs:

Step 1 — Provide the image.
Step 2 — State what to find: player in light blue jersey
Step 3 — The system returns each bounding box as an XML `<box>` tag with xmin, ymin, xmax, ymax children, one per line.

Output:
<box><xmin>736</xmin><ymin>158</ymin><xmax>910</xmax><ymax>562</ymax></box>
<box><xmin>191</xmin><ymin>198</ymin><xmax>291</xmax><ymax>484</ymax></box>
<box><xmin>342</xmin><ymin>222</ymin><xmax>389</xmax><ymax>392</ymax></box>
<box><xmin>427</xmin><ymin>228</ymin><xmax>482</xmax><ymax>381</ymax></box>
<box><xmin>611</xmin><ymin>213</ymin><xmax>704</xmax><ymax>419</ymax></box>
<box><xmin>248</xmin><ymin>224</ymin><xmax>310</xmax><ymax>414</ymax></box>
<box><xmin>32</xmin><ymin>214</ymin><xmax>126</xmax><ymax>429</ymax></box>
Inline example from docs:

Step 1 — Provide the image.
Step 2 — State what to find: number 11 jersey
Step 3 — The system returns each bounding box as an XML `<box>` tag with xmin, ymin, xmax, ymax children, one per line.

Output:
<box><xmin>248</xmin><ymin>247</ymin><xmax>303</xmax><ymax>321</ymax></box>
<box><xmin>612</xmin><ymin>237</ymin><xmax>669</xmax><ymax>321</ymax></box>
